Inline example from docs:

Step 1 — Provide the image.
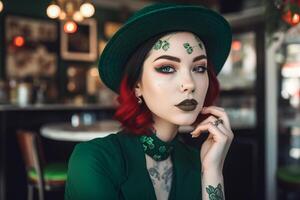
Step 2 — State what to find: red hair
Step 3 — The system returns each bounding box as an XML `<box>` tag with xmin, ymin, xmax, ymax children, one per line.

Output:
<box><xmin>113</xmin><ymin>61</ymin><xmax>220</xmax><ymax>135</ymax></box>
<box><xmin>113</xmin><ymin>74</ymin><xmax>154</xmax><ymax>135</ymax></box>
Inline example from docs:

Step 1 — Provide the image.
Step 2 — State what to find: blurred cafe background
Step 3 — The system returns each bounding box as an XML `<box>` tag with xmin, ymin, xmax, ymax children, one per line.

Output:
<box><xmin>0</xmin><ymin>0</ymin><xmax>300</xmax><ymax>199</ymax></box>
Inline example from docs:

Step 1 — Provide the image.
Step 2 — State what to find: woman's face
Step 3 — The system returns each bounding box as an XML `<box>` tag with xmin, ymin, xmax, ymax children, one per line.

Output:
<box><xmin>135</xmin><ymin>31</ymin><xmax>209</xmax><ymax>126</ymax></box>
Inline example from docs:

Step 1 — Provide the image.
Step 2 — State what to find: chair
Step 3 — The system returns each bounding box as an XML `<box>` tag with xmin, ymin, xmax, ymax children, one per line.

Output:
<box><xmin>277</xmin><ymin>164</ymin><xmax>300</xmax><ymax>199</ymax></box>
<box><xmin>17</xmin><ymin>130</ymin><xmax>68</xmax><ymax>200</ymax></box>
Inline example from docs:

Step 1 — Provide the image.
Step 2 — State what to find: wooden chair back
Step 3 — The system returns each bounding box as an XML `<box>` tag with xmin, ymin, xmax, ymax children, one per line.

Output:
<box><xmin>17</xmin><ymin>130</ymin><xmax>45</xmax><ymax>184</ymax></box>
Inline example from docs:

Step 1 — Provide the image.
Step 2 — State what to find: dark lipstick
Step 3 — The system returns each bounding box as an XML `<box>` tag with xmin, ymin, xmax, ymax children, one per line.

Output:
<box><xmin>175</xmin><ymin>99</ymin><xmax>198</xmax><ymax>111</ymax></box>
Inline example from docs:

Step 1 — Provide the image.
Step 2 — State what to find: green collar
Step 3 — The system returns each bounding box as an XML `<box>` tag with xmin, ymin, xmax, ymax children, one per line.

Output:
<box><xmin>139</xmin><ymin>131</ymin><xmax>178</xmax><ymax>161</ymax></box>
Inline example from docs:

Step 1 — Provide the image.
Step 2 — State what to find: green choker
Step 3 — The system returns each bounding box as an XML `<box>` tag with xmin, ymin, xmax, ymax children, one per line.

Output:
<box><xmin>139</xmin><ymin>131</ymin><xmax>178</xmax><ymax>161</ymax></box>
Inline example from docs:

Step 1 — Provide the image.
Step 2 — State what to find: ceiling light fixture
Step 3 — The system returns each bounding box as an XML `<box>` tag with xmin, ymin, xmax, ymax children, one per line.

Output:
<box><xmin>46</xmin><ymin>0</ymin><xmax>95</xmax><ymax>33</ymax></box>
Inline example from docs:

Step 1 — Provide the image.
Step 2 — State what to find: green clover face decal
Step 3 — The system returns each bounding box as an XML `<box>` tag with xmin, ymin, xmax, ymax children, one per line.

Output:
<box><xmin>162</xmin><ymin>41</ymin><xmax>170</xmax><ymax>51</ymax></box>
<box><xmin>183</xmin><ymin>43</ymin><xmax>194</xmax><ymax>54</ymax></box>
<box><xmin>153</xmin><ymin>39</ymin><xmax>170</xmax><ymax>51</ymax></box>
<box><xmin>153</xmin><ymin>39</ymin><xmax>163</xmax><ymax>50</ymax></box>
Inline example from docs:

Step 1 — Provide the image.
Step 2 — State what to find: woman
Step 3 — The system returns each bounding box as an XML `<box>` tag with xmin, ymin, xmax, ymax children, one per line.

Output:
<box><xmin>65</xmin><ymin>3</ymin><xmax>233</xmax><ymax>200</ymax></box>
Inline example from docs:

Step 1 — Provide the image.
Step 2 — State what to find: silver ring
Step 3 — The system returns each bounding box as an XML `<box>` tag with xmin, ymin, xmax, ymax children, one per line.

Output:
<box><xmin>212</xmin><ymin>118</ymin><xmax>223</xmax><ymax>127</ymax></box>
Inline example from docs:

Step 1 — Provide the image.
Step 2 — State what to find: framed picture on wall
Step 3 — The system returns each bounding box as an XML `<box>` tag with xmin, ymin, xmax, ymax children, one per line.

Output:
<box><xmin>4</xmin><ymin>15</ymin><xmax>58</xmax><ymax>78</ymax></box>
<box><xmin>61</xmin><ymin>19</ymin><xmax>98</xmax><ymax>61</ymax></box>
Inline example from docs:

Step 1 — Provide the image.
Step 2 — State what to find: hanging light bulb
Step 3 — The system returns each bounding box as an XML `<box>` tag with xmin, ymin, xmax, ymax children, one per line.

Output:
<box><xmin>64</xmin><ymin>21</ymin><xmax>78</xmax><ymax>34</ymax></box>
<box><xmin>73</xmin><ymin>11</ymin><xmax>84</xmax><ymax>22</ymax></box>
<box><xmin>80</xmin><ymin>2</ymin><xmax>95</xmax><ymax>18</ymax></box>
<box><xmin>0</xmin><ymin>1</ymin><xmax>4</xmax><ymax>13</ymax></box>
<box><xmin>47</xmin><ymin>3</ymin><xmax>61</xmax><ymax>19</ymax></box>
<box><xmin>46</xmin><ymin>1</ymin><xmax>95</xmax><ymax>21</ymax></box>
<box><xmin>59</xmin><ymin>11</ymin><xmax>67</xmax><ymax>20</ymax></box>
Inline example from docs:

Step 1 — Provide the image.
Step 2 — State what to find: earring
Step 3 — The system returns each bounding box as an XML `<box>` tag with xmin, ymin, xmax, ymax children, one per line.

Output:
<box><xmin>137</xmin><ymin>96</ymin><xmax>143</xmax><ymax>104</ymax></box>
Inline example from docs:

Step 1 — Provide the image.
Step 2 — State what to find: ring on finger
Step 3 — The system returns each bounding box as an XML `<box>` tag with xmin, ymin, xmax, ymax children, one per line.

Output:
<box><xmin>211</xmin><ymin>118</ymin><xmax>223</xmax><ymax>127</ymax></box>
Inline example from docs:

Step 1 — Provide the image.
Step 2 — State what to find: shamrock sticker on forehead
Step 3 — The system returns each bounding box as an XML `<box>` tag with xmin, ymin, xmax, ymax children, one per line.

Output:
<box><xmin>153</xmin><ymin>33</ymin><xmax>175</xmax><ymax>51</ymax></box>
<box><xmin>153</xmin><ymin>39</ymin><xmax>163</xmax><ymax>50</ymax></box>
<box><xmin>183</xmin><ymin>43</ymin><xmax>193</xmax><ymax>54</ymax></box>
<box><xmin>153</xmin><ymin>39</ymin><xmax>170</xmax><ymax>51</ymax></box>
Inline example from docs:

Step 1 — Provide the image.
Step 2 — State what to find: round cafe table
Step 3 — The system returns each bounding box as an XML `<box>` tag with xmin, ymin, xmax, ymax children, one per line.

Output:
<box><xmin>40</xmin><ymin>120</ymin><xmax>122</xmax><ymax>142</ymax></box>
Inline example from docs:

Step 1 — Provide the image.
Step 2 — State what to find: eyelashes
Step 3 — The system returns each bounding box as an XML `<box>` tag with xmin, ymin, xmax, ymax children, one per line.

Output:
<box><xmin>155</xmin><ymin>65</ymin><xmax>175</xmax><ymax>73</ymax></box>
<box><xmin>154</xmin><ymin>65</ymin><xmax>208</xmax><ymax>74</ymax></box>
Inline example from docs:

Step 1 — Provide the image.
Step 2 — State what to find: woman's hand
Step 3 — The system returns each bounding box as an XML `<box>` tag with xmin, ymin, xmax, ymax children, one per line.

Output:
<box><xmin>190</xmin><ymin>106</ymin><xmax>234</xmax><ymax>173</ymax></box>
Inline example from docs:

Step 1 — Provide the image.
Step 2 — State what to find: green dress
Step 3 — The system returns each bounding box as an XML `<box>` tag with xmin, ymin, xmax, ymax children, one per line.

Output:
<box><xmin>64</xmin><ymin>130</ymin><xmax>202</xmax><ymax>200</ymax></box>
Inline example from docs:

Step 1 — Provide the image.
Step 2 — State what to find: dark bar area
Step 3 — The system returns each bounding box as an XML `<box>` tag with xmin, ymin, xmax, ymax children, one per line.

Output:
<box><xmin>0</xmin><ymin>0</ymin><xmax>300</xmax><ymax>200</ymax></box>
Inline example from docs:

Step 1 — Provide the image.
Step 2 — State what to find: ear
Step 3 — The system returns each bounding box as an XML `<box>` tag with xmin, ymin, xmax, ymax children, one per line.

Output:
<box><xmin>134</xmin><ymin>82</ymin><xmax>142</xmax><ymax>97</ymax></box>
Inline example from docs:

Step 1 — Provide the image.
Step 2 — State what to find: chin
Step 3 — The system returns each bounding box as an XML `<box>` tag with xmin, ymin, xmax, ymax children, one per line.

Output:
<box><xmin>170</xmin><ymin>115</ymin><xmax>198</xmax><ymax>126</ymax></box>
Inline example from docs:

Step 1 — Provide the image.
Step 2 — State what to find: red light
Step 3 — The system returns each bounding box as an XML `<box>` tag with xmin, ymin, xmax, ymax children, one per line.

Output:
<box><xmin>63</xmin><ymin>21</ymin><xmax>78</xmax><ymax>34</ymax></box>
<box><xmin>292</xmin><ymin>13</ymin><xmax>300</xmax><ymax>24</ymax></box>
<box><xmin>282</xmin><ymin>10</ymin><xmax>300</xmax><ymax>26</ymax></box>
<box><xmin>232</xmin><ymin>40</ymin><xmax>241</xmax><ymax>51</ymax></box>
<box><xmin>14</xmin><ymin>36</ymin><xmax>25</xmax><ymax>47</ymax></box>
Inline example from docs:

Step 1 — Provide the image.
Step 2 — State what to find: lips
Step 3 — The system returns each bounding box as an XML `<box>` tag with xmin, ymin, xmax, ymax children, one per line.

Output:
<box><xmin>175</xmin><ymin>99</ymin><xmax>198</xmax><ymax>111</ymax></box>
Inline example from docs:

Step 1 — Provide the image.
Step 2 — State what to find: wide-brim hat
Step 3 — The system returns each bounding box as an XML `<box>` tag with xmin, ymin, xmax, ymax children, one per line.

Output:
<box><xmin>98</xmin><ymin>3</ymin><xmax>232</xmax><ymax>94</ymax></box>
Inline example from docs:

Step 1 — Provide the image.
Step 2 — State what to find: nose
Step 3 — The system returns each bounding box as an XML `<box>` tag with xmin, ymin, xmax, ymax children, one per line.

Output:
<box><xmin>180</xmin><ymin>72</ymin><xmax>195</xmax><ymax>93</ymax></box>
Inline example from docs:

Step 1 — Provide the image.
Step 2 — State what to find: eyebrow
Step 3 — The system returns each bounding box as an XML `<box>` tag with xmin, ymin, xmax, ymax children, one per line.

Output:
<box><xmin>153</xmin><ymin>55</ymin><xmax>207</xmax><ymax>63</ymax></box>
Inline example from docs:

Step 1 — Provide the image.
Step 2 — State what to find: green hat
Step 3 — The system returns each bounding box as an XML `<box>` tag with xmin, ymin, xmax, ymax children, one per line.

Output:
<box><xmin>98</xmin><ymin>3</ymin><xmax>232</xmax><ymax>94</ymax></box>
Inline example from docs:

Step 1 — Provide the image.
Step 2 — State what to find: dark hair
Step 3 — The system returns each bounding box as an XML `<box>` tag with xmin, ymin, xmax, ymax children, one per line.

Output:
<box><xmin>113</xmin><ymin>32</ymin><xmax>220</xmax><ymax>135</ymax></box>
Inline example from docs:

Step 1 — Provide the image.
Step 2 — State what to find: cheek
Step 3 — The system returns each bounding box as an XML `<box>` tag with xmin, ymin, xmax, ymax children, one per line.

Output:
<box><xmin>142</xmin><ymin>78</ymin><xmax>170</xmax><ymax>102</ymax></box>
<box><xmin>140</xmin><ymin>74</ymin><xmax>174</xmax><ymax>111</ymax></box>
<box><xmin>195</xmin><ymin>75</ymin><xmax>209</xmax><ymax>104</ymax></box>
<box><xmin>141</xmin><ymin>69</ymin><xmax>173</xmax><ymax>96</ymax></box>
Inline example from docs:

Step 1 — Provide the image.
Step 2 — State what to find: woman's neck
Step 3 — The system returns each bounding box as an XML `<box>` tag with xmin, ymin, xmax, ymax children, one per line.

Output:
<box><xmin>152</xmin><ymin>117</ymin><xmax>179</xmax><ymax>142</ymax></box>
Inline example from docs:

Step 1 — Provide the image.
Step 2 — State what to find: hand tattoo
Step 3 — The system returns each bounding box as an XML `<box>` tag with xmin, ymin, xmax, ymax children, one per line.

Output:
<box><xmin>206</xmin><ymin>183</ymin><xmax>224</xmax><ymax>200</ymax></box>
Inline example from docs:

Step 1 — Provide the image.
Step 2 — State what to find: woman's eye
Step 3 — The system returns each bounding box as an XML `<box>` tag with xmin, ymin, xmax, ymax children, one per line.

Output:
<box><xmin>155</xmin><ymin>65</ymin><xmax>175</xmax><ymax>73</ymax></box>
<box><xmin>193</xmin><ymin>66</ymin><xmax>207</xmax><ymax>73</ymax></box>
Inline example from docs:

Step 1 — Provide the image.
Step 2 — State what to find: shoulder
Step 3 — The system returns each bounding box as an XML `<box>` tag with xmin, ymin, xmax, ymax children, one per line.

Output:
<box><xmin>73</xmin><ymin>130</ymin><xmax>135</xmax><ymax>159</ymax></box>
<box><xmin>74</xmin><ymin>133</ymin><xmax>120</xmax><ymax>155</ymax></box>
<box><xmin>65</xmin><ymin>132</ymin><xmax>126</xmax><ymax>199</ymax></box>
<box><xmin>68</xmin><ymin>132</ymin><xmax>125</xmax><ymax>183</ymax></box>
